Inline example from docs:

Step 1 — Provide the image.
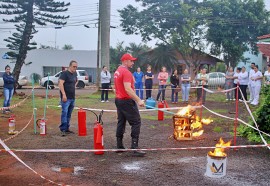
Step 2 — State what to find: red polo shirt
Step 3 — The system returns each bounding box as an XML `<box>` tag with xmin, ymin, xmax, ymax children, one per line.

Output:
<box><xmin>114</xmin><ymin>65</ymin><xmax>134</xmax><ymax>99</ymax></box>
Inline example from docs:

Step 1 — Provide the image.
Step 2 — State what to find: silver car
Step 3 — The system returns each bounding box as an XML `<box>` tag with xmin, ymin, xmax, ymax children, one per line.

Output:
<box><xmin>208</xmin><ymin>72</ymin><xmax>226</xmax><ymax>89</ymax></box>
<box><xmin>192</xmin><ymin>72</ymin><xmax>226</xmax><ymax>89</ymax></box>
<box><xmin>0</xmin><ymin>71</ymin><xmax>28</xmax><ymax>89</ymax></box>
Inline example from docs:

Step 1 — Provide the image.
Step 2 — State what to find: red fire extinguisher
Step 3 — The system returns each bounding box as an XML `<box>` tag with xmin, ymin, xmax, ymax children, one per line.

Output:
<box><xmin>158</xmin><ymin>101</ymin><xmax>164</xmax><ymax>121</ymax></box>
<box><xmin>36</xmin><ymin>118</ymin><xmax>46</xmax><ymax>135</ymax></box>
<box><xmin>93</xmin><ymin>110</ymin><xmax>104</xmax><ymax>155</ymax></box>
<box><xmin>8</xmin><ymin>115</ymin><xmax>16</xmax><ymax>135</ymax></box>
<box><xmin>78</xmin><ymin>108</ymin><xmax>87</xmax><ymax>136</ymax></box>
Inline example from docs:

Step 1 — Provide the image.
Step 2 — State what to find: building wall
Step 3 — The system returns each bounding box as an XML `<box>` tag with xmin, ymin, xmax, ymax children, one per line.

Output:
<box><xmin>0</xmin><ymin>48</ymin><xmax>97</xmax><ymax>82</ymax></box>
<box><xmin>238</xmin><ymin>50</ymin><xmax>263</xmax><ymax>72</ymax></box>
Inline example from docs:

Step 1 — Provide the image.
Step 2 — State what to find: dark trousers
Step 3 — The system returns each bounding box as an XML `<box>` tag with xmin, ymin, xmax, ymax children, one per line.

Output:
<box><xmin>115</xmin><ymin>99</ymin><xmax>141</xmax><ymax>139</ymax></box>
<box><xmin>156</xmin><ymin>85</ymin><xmax>166</xmax><ymax>101</ymax></box>
<box><xmin>197</xmin><ymin>85</ymin><xmax>208</xmax><ymax>104</ymax></box>
<box><xmin>101</xmin><ymin>83</ymin><xmax>110</xmax><ymax>101</ymax></box>
<box><xmin>239</xmin><ymin>85</ymin><xmax>248</xmax><ymax>101</ymax></box>
<box><xmin>145</xmin><ymin>82</ymin><xmax>152</xmax><ymax>99</ymax></box>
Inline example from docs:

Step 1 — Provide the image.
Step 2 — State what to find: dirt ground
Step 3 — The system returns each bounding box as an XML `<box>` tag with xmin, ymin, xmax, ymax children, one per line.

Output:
<box><xmin>0</xmin><ymin>87</ymin><xmax>270</xmax><ymax>186</ymax></box>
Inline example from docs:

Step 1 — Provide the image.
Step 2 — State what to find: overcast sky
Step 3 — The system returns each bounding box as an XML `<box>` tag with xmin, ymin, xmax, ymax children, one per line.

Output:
<box><xmin>0</xmin><ymin>0</ymin><xmax>270</xmax><ymax>51</ymax></box>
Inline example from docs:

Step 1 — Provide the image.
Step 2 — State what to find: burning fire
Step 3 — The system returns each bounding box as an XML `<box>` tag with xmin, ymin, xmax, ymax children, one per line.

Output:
<box><xmin>193</xmin><ymin>130</ymin><xmax>204</xmax><ymax>137</ymax></box>
<box><xmin>208</xmin><ymin>138</ymin><xmax>231</xmax><ymax>157</ymax></box>
<box><xmin>176</xmin><ymin>105</ymin><xmax>194</xmax><ymax>117</ymax></box>
<box><xmin>201</xmin><ymin>118</ymin><xmax>213</xmax><ymax>125</ymax></box>
<box><xmin>191</xmin><ymin>116</ymin><xmax>203</xmax><ymax>129</ymax></box>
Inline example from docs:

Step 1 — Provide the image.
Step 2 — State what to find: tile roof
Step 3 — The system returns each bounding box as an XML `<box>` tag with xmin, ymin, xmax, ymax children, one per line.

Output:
<box><xmin>257</xmin><ymin>34</ymin><xmax>270</xmax><ymax>40</ymax></box>
<box><xmin>257</xmin><ymin>43</ymin><xmax>270</xmax><ymax>57</ymax></box>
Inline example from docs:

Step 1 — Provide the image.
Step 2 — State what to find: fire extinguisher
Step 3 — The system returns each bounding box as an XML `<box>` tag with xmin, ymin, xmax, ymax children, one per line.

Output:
<box><xmin>78</xmin><ymin>108</ymin><xmax>87</xmax><ymax>136</ymax></box>
<box><xmin>36</xmin><ymin>118</ymin><xmax>46</xmax><ymax>135</ymax></box>
<box><xmin>8</xmin><ymin>115</ymin><xmax>16</xmax><ymax>135</ymax></box>
<box><xmin>92</xmin><ymin>110</ymin><xmax>104</xmax><ymax>155</ymax></box>
<box><xmin>158</xmin><ymin>101</ymin><xmax>164</xmax><ymax>121</ymax></box>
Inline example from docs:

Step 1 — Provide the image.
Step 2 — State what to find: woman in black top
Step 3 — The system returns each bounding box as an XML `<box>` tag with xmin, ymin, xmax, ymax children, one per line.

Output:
<box><xmin>170</xmin><ymin>69</ymin><xmax>179</xmax><ymax>103</ymax></box>
<box><xmin>144</xmin><ymin>65</ymin><xmax>154</xmax><ymax>99</ymax></box>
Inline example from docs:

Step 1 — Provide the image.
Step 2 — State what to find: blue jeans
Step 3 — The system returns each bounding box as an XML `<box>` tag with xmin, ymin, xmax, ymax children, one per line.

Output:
<box><xmin>135</xmin><ymin>82</ymin><xmax>143</xmax><ymax>99</ymax></box>
<box><xmin>181</xmin><ymin>83</ymin><xmax>190</xmax><ymax>101</ymax></box>
<box><xmin>3</xmin><ymin>88</ymin><xmax>14</xmax><ymax>108</ymax></box>
<box><xmin>171</xmin><ymin>85</ymin><xmax>178</xmax><ymax>103</ymax></box>
<box><xmin>59</xmin><ymin>99</ymin><xmax>75</xmax><ymax>132</ymax></box>
<box><xmin>156</xmin><ymin>85</ymin><xmax>166</xmax><ymax>101</ymax></box>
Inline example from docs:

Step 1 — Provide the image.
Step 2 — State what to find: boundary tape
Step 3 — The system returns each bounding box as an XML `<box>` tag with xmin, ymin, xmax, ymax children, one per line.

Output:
<box><xmin>0</xmin><ymin>139</ymin><xmax>65</xmax><ymax>186</ymax></box>
<box><xmin>1</xmin><ymin>144</ymin><xmax>269</xmax><ymax>153</ymax></box>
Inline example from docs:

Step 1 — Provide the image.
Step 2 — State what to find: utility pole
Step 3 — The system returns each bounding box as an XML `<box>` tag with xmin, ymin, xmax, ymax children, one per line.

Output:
<box><xmin>96</xmin><ymin>3</ymin><xmax>101</xmax><ymax>87</ymax></box>
<box><xmin>99</xmin><ymin>0</ymin><xmax>111</xmax><ymax>70</ymax></box>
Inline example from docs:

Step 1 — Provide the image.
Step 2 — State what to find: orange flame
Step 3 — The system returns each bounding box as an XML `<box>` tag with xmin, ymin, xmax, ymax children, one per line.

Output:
<box><xmin>191</xmin><ymin>119</ymin><xmax>202</xmax><ymax>129</ymax></box>
<box><xmin>201</xmin><ymin>118</ymin><xmax>213</xmax><ymax>125</ymax></box>
<box><xmin>176</xmin><ymin>105</ymin><xmax>193</xmax><ymax>116</ymax></box>
<box><xmin>193</xmin><ymin>130</ymin><xmax>204</xmax><ymax>137</ymax></box>
<box><xmin>208</xmin><ymin>138</ymin><xmax>231</xmax><ymax>157</ymax></box>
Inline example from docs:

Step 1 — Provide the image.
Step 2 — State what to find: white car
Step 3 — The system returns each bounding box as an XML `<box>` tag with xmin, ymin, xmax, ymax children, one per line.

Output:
<box><xmin>40</xmin><ymin>70</ymin><xmax>89</xmax><ymax>89</ymax></box>
<box><xmin>0</xmin><ymin>71</ymin><xmax>28</xmax><ymax>89</ymax></box>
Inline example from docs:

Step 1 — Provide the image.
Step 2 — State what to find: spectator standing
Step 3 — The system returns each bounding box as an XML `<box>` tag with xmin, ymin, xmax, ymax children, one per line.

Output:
<box><xmin>248</xmin><ymin>62</ymin><xmax>255</xmax><ymax>102</ymax></box>
<box><xmin>2</xmin><ymin>65</ymin><xmax>15</xmax><ymax>114</ymax></box>
<box><xmin>133</xmin><ymin>67</ymin><xmax>144</xmax><ymax>99</ymax></box>
<box><xmin>58</xmin><ymin>60</ymin><xmax>78</xmax><ymax>137</ymax></box>
<box><xmin>145</xmin><ymin>65</ymin><xmax>154</xmax><ymax>99</ymax></box>
<box><xmin>114</xmin><ymin>53</ymin><xmax>146</xmax><ymax>157</ymax></box>
<box><xmin>250</xmin><ymin>65</ymin><xmax>263</xmax><ymax>106</ymax></box>
<box><xmin>181</xmin><ymin>69</ymin><xmax>191</xmax><ymax>103</ymax></box>
<box><xmin>196</xmin><ymin>68</ymin><xmax>209</xmax><ymax>104</ymax></box>
<box><xmin>264</xmin><ymin>64</ymin><xmax>270</xmax><ymax>85</ymax></box>
<box><xmin>238</xmin><ymin>66</ymin><xmax>249</xmax><ymax>101</ymax></box>
<box><xmin>170</xmin><ymin>69</ymin><xmax>179</xmax><ymax>103</ymax></box>
<box><xmin>233</xmin><ymin>67</ymin><xmax>241</xmax><ymax>100</ymax></box>
<box><xmin>100</xmin><ymin>65</ymin><xmax>111</xmax><ymax>102</ymax></box>
<box><xmin>225</xmin><ymin>67</ymin><xmax>234</xmax><ymax>101</ymax></box>
<box><xmin>156</xmin><ymin>67</ymin><xmax>169</xmax><ymax>101</ymax></box>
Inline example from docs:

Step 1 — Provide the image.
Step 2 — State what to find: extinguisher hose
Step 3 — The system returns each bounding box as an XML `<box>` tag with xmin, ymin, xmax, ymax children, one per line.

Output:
<box><xmin>36</xmin><ymin>119</ymin><xmax>41</xmax><ymax>128</ymax></box>
<box><xmin>87</xmin><ymin>110</ymin><xmax>99</xmax><ymax>121</ymax></box>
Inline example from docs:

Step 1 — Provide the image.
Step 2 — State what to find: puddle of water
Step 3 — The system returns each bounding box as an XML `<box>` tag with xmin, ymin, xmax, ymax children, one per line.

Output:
<box><xmin>122</xmin><ymin>162</ymin><xmax>142</xmax><ymax>171</ymax></box>
<box><xmin>52</xmin><ymin>166</ymin><xmax>85</xmax><ymax>175</ymax></box>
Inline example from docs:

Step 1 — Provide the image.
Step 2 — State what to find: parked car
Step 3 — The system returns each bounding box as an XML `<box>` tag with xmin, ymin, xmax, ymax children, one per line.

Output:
<box><xmin>0</xmin><ymin>71</ymin><xmax>28</xmax><ymax>89</ymax></box>
<box><xmin>192</xmin><ymin>72</ymin><xmax>225</xmax><ymax>89</ymax></box>
<box><xmin>40</xmin><ymin>70</ymin><xmax>89</xmax><ymax>89</ymax></box>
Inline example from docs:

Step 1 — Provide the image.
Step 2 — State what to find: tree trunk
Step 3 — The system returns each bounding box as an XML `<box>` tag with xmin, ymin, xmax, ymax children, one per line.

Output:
<box><xmin>12</xmin><ymin>1</ymin><xmax>34</xmax><ymax>93</ymax></box>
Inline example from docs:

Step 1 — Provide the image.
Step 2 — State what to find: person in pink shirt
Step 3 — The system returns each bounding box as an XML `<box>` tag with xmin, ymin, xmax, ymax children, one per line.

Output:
<box><xmin>156</xmin><ymin>66</ymin><xmax>169</xmax><ymax>101</ymax></box>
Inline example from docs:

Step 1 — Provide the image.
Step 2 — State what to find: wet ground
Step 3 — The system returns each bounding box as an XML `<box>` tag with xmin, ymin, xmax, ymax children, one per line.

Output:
<box><xmin>0</xmin><ymin>87</ymin><xmax>270</xmax><ymax>186</ymax></box>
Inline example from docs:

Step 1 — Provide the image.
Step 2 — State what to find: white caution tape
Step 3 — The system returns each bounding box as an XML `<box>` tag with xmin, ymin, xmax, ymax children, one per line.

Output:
<box><xmin>238</xmin><ymin>89</ymin><xmax>270</xmax><ymax>150</ymax></box>
<box><xmin>1</xmin><ymin>144</ymin><xmax>269</xmax><ymax>153</ymax></box>
<box><xmin>202</xmin><ymin>105</ymin><xmax>270</xmax><ymax>138</ymax></box>
<box><xmin>0</xmin><ymin>139</ymin><xmax>66</xmax><ymax>186</ymax></box>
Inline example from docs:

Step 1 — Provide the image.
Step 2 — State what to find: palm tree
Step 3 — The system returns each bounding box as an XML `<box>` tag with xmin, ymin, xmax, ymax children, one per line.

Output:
<box><xmin>146</xmin><ymin>44</ymin><xmax>178</xmax><ymax>73</ymax></box>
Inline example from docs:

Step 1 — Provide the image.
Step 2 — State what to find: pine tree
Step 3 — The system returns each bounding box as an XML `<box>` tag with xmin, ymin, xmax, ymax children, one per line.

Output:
<box><xmin>0</xmin><ymin>0</ymin><xmax>70</xmax><ymax>84</ymax></box>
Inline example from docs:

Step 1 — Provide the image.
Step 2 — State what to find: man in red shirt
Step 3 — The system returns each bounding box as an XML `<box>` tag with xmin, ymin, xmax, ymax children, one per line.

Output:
<box><xmin>114</xmin><ymin>53</ymin><xmax>146</xmax><ymax>157</ymax></box>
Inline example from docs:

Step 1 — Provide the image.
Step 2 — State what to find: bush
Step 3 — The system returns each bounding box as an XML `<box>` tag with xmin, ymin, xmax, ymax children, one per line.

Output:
<box><xmin>237</xmin><ymin>85</ymin><xmax>270</xmax><ymax>143</ymax></box>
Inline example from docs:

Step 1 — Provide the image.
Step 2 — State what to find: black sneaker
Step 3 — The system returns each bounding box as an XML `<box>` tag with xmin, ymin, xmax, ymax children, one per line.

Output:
<box><xmin>66</xmin><ymin>130</ymin><xmax>75</xmax><ymax>134</ymax></box>
<box><xmin>61</xmin><ymin>131</ymin><xmax>66</xmax><ymax>137</ymax></box>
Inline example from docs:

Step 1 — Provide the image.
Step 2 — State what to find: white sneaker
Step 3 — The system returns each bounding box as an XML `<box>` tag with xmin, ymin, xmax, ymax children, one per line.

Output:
<box><xmin>226</xmin><ymin>99</ymin><xmax>229</xmax><ymax>101</ymax></box>
<box><xmin>239</xmin><ymin>99</ymin><xmax>243</xmax><ymax>102</ymax></box>
<box><xmin>106</xmin><ymin>100</ymin><xmax>109</xmax><ymax>103</ymax></box>
<box><xmin>233</xmin><ymin>99</ymin><xmax>235</xmax><ymax>101</ymax></box>
<box><xmin>101</xmin><ymin>100</ymin><xmax>105</xmax><ymax>103</ymax></box>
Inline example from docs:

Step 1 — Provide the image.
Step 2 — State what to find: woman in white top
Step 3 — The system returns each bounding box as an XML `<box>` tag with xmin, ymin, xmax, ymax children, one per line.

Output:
<box><xmin>238</xmin><ymin>66</ymin><xmax>249</xmax><ymax>101</ymax></box>
<box><xmin>264</xmin><ymin>64</ymin><xmax>270</xmax><ymax>86</ymax></box>
<box><xmin>250</xmin><ymin>65</ymin><xmax>263</xmax><ymax>106</ymax></box>
<box><xmin>233</xmin><ymin>67</ymin><xmax>241</xmax><ymax>100</ymax></box>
